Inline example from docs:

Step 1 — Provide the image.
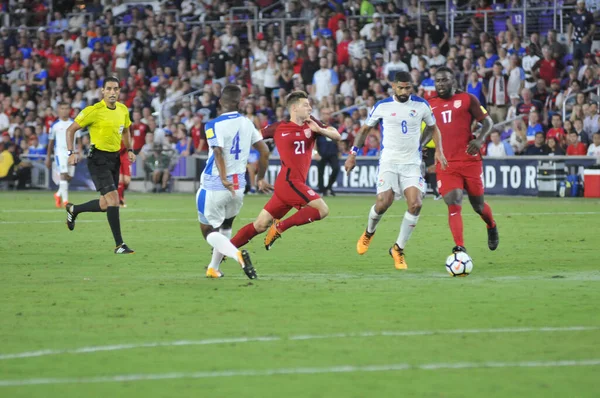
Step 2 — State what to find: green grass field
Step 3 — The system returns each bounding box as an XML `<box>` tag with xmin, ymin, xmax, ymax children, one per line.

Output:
<box><xmin>1</xmin><ymin>191</ymin><xmax>599</xmax><ymax>397</ymax></box>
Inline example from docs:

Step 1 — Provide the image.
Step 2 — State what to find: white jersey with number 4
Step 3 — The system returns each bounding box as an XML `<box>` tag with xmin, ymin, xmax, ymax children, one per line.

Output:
<box><xmin>365</xmin><ymin>95</ymin><xmax>435</xmax><ymax>165</ymax></box>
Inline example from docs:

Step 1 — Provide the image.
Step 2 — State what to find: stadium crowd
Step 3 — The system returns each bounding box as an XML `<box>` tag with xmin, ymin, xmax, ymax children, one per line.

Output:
<box><xmin>1</xmin><ymin>0</ymin><xmax>600</xmax><ymax>190</ymax></box>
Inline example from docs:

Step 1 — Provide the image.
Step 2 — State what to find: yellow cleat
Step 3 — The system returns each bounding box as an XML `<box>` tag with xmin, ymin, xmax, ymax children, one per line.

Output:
<box><xmin>389</xmin><ymin>244</ymin><xmax>408</xmax><ymax>270</ymax></box>
<box><xmin>206</xmin><ymin>268</ymin><xmax>224</xmax><ymax>278</ymax></box>
<box><xmin>356</xmin><ymin>230</ymin><xmax>375</xmax><ymax>255</ymax></box>
<box><xmin>264</xmin><ymin>220</ymin><xmax>282</xmax><ymax>251</ymax></box>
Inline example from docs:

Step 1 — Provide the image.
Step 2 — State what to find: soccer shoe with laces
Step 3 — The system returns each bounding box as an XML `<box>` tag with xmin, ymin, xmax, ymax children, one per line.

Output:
<box><xmin>66</xmin><ymin>203</ymin><xmax>77</xmax><ymax>231</ymax></box>
<box><xmin>389</xmin><ymin>244</ymin><xmax>408</xmax><ymax>270</ymax></box>
<box><xmin>237</xmin><ymin>250</ymin><xmax>258</xmax><ymax>279</ymax></box>
<box><xmin>206</xmin><ymin>268</ymin><xmax>224</xmax><ymax>278</ymax></box>
<box><xmin>114</xmin><ymin>243</ymin><xmax>135</xmax><ymax>254</ymax></box>
<box><xmin>54</xmin><ymin>193</ymin><xmax>61</xmax><ymax>208</ymax></box>
<box><xmin>356</xmin><ymin>230</ymin><xmax>375</xmax><ymax>255</ymax></box>
<box><xmin>487</xmin><ymin>225</ymin><xmax>499</xmax><ymax>251</ymax></box>
<box><xmin>264</xmin><ymin>220</ymin><xmax>281</xmax><ymax>250</ymax></box>
<box><xmin>452</xmin><ymin>245</ymin><xmax>467</xmax><ymax>253</ymax></box>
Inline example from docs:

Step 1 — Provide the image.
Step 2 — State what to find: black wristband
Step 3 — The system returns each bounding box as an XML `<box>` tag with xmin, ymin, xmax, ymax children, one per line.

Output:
<box><xmin>127</xmin><ymin>149</ymin><xmax>134</xmax><ymax>153</ymax></box>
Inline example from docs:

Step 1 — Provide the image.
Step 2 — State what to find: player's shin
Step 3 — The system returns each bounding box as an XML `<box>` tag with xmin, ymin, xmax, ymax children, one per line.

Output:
<box><xmin>230</xmin><ymin>223</ymin><xmax>259</xmax><ymax>248</ymax></box>
<box><xmin>396</xmin><ymin>211</ymin><xmax>420</xmax><ymax>249</ymax></box>
<box><xmin>59</xmin><ymin>180</ymin><xmax>69</xmax><ymax>203</ymax></box>
<box><xmin>107</xmin><ymin>206</ymin><xmax>123</xmax><ymax>246</ymax></box>
<box><xmin>480</xmin><ymin>202</ymin><xmax>496</xmax><ymax>228</ymax></box>
<box><xmin>448</xmin><ymin>204</ymin><xmax>464</xmax><ymax>247</ymax></box>
<box><xmin>367</xmin><ymin>205</ymin><xmax>382</xmax><ymax>234</ymax></box>
<box><xmin>206</xmin><ymin>232</ymin><xmax>241</xmax><ymax>263</ymax></box>
<box><xmin>118</xmin><ymin>182</ymin><xmax>125</xmax><ymax>202</ymax></box>
<box><xmin>73</xmin><ymin>199</ymin><xmax>103</xmax><ymax>214</ymax></box>
<box><xmin>208</xmin><ymin>229</ymin><xmax>232</xmax><ymax>270</ymax></box>
<box><xmin>276</xmin><ymin>206</ymin><xmax>321</xmax><ymax>233</ymax></box>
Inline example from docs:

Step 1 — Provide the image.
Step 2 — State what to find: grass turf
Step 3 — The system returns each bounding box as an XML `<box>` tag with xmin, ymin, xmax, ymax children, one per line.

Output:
<box><xmin>0</xmin><ymin>191</ymin><xmax>599</xmax><ymax>397</ymax></box>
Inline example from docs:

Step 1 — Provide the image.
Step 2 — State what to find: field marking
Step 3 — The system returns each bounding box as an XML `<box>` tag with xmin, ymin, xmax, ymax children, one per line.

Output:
<box><xmin>1</xmin><ymin>359</ymin><xmax>599</xmax><ymax>386</ymax></box>
<box><xmin>1</xmin><ymin>326</ymin><xmax>598</xmax><ymax>361</ymax></box>
<box><xmin>1</xmin><ymin>211</ymin><xmax>599</xmax><ymax>225</ymax></box>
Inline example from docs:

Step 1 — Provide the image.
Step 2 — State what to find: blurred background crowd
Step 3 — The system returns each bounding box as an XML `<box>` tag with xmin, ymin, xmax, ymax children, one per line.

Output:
<box><xmin>1</xmin><ymin>0</ymin><xmax>600</xmax><ymax>191</ymax></box>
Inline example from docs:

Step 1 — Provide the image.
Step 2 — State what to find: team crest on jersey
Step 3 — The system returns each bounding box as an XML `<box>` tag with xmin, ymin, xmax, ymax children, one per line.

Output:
<box><xmin>409</xmin><ymin>110</ymin><xmax>417</xmax><ymax>117</ymax></box>
<box><xmin>304</xmin><ymin>128</ymin><xmax>312</xmax><ymax>138</ymax></box>
<box><xmin>377</xmin><ymin>178</ymin><xmax>385</xmax><ymax>187</ymax></box>
<box><xmin>308</xmin><ymin>189</ymin><xmax>316</xmax><ymax>196</ymax></box>
<box><xmin>453</xmin><ymin>100</ymin><xmax>462</xmax><ymax>109</ymax></box>
<box><xmin>118</xmin><ymin>125</ymin><xmax>124</xmax><ymax>135</ymax></box>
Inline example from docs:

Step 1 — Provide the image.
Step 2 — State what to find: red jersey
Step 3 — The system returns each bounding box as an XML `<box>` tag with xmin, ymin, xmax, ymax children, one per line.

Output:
<box><xmin>47</xmin><ymin>54</ymin><xmax>66</xmax><ymax>80</ymax></box>
<box><xmin>546</xmin><ymin>127</ymin><xmax>565</xmax><ymax>143</ymax></box>
<box><xmin>262</xmin><ymin>116</ymin><xmax>324</xmax><ymax>183</ymax></box>
<box><xmin>130</xmin><ymin>122</ymin><xmax>149</xmax><ymax>150</ymax></box>
<box><xmin>190</xmin><ymin>124</ymin><xmax>207</xmax><ymax>151</ymax></box>
<box><xmin>429</xmin><ymin>92</ymin><xmax>489</xmax><ymax>163</ymax></box>
<box><xmin>567</xmin><ymin>142</ymin><xmax>587</xmax><ymax>156</ymax></box>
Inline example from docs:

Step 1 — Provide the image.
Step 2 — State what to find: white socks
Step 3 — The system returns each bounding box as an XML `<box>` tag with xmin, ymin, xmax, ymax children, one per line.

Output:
<box><xmin>396</xmin><ymin>211</ymin><xmax>419</xmax><ymax>250</ymax></box>
<box><xmin>207</xmin><ymin>229</ymin><xmax>232</xmax><ymax>271</ymax></box>
<box><xmin>367</xmin><ymin>205</ymin><xmax>382</xmax><ymax>234</ymax></box>
<box><xmin>206</xmin><ymin>231</ymin><xmax>239</xmax><ymax>270</ymax></box>
<box><xmin>58</xmin><ymin>180</ymin><xmax>69</xmax><ymax>203</ymax></box>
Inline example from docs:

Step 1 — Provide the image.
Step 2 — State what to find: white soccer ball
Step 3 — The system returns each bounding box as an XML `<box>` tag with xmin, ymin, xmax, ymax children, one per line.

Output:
<box><xmin>445</xmin><ymin>252</ymin><xmax>473</xmax><ymax>277</ymax></box>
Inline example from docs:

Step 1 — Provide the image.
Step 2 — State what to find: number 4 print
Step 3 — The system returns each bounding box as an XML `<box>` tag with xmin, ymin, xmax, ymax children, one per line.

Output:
<box><xmin>230</xmin><ymin>131</ymin><xmax>241</xmax><ymax>159</ymax></box>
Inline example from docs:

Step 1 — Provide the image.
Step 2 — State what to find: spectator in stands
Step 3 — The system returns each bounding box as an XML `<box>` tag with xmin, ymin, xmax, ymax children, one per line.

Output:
<box><xmin>487</xmin><ymin>62</ymin><xmax>509</xmax><ymax>123</ymax></box>
<box><xmin>145</xmin><ymin>144</ymin><xmax>172</xmax><ymax>193</ymax></box>
<box><xmin>566</xmin><ymin>130</ymin><xmax>588</xmax><ymax>155</ymax></box>
<box><xmin>425</xmin><ymin>9</ymin><xmax>449</xmax><ymax>55</ymax></box>
<box><xmin>587</xmin><ymin>132</ymin><xmax>600</xmax><ymax>157</ymax></box>
<box><xmin>0</xmin><ymin>141</ymin><xmax>15</xmax><ymax>189</ymax></box>
<box><xmin>583</xmin><ymin>101</ymin><xmax>600</xmax><ymax>141</ymax></box>
<box><xmin>568</xmin><ymin>0</ymin><xmax>596</xmax><ymax>61</ymax></box>
<box><xmin>525</xmin><ymin>132</ymin><xmax>550</xmax><ymax>155</ymax></box>
<box><xmin>547</xmin><ymin>136</ymin><xmax>565</xmax><ymax>155</ymax></box>
<box><xmin>487</xmin><ymin>130</ymin><xmax>514</xmax><ymax>157</ymax></box>
<box><xmin>467</xmin><ymin>70</ymin><xmax>487</xmax><ymax>108</ymax></box>
<box><xmin>525</xmin><ymin>109</ymin><xmax>544</xmax><ymax>144</ymax></box>
<box><xmin>506</xmin><ymin>54</ymin><xmax>525</xmax><ymax>99</ymax></box>
<box><xmin>516</xmin><ymin>88</ymin><xmax>544</xmax><ymax>124</ymax></box>
<box><xmin>547</xmin><ymin>114</ymin><xmax>567</xmax><ymax>146</ymax></box>
<box><xmin>573</xmin><ymin>118</ymin><xmax>590</xmax><ymax>146</ymax></box>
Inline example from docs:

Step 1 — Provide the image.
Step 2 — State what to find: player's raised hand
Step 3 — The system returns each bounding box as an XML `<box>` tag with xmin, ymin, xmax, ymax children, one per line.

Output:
<box><xmin>435</xmin><ymin>149</ymin><xmax>448</xmax><ymax>170</ymax></box>
<box><xmin>306</xmin><ymin>118</ymin><xmax>322</xmax><ymax>133</ymax></box>
<box><xmin>344</xmin><ymin>156</ymin><xmax>356</xmax><ymax>173</ymax></box>
<box><xmin>466</xmin><ymin>139</ymin><xmax>483</xmax><ymax>156</ymax></box>
<box><xmin>258</xmin><ymin>178</ymin><xmax>273</xmax><ymax>193</ymax></box>
<box><xmin>221</xmin><ymin>178</ymin><xmax>236</xmax><ymax>196</ymax></box>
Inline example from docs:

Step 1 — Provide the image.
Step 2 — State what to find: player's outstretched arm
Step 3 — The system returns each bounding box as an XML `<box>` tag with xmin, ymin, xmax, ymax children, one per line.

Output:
<box><xmin>253</xmin><ymin>140</ymin><xmax>273</xmax><ymax>193</ymax></box>
<box><xmin>213</xmin><ymin>147</ymin><xmax>235</xmax><ymax>195</ymax></box>
<box><xmin>66</xmin><ymin>121</ymin><xmax>82</xmax><ymax>165</ymax></box>
<box><xmin>344</xmin><ymin>124</ymin><xmax>370</xmax><ymax>173</ymax></box>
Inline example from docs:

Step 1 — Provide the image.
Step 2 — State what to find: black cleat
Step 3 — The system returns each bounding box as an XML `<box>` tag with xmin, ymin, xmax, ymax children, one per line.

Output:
<box><xmin>238</xmin><ymin>249</ymin><xmax>257</xmax><ymax>279</ymax></box>
<box><xmin>328</xmin><ymin>188</ymin><xmax>336</xmax><ymax>197</ymax></box>
<box><xmin>66</xmin><ymin>203</ymin><xmax>77</xmax><ymax>231</ymax></box>
<box><xmin>487</xmin><ymin>225</ymin><xmax>499</xmax><ymax>251</ymax></box>
<box><xmin>452</xmin><ymin>245</ymin><xmax>467</xmax><ymax>253</ymax></box>
<box><xmin>115</xmin><ymin>243</ymin><xmax>135</xmax><ymax>254</ymax></box>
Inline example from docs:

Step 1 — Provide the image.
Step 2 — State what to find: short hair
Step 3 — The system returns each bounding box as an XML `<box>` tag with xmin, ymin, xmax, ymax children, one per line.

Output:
<box><xmin>568</xmin><ymin>130</ymin><xmax>579</xmax><ymax>135</ymax></box>
<box><xmin>493</xmin><ymin>61</ymin><xmax>503</xmax><ymax>68</ymax></box>
<box><xmin>285</xmin><ymin>91</ymin><xmax>309</xmax><ymax>109</ymax></box>
<box><xmin>103</xmin><ymin>76</ymin><xmax>120</xmax><ymax>88</ymax></box>
<box><xmin>535</xmin><ymin>131</ymin><xmax>545</xmax><ymax>137</ymax></box>
<box><xmin>58</xmin><ymin>101</ymin><xmax>70</xmax><ymax>107</ymax></box>
<box><xmin>435</xmin><ymin>66</ymin><xmax>454</xmax><ymax>75</ymax></box>
<box><xmin>552</xmin><ymin>113</ymin><xmax>562</xmax><ymax>119</ymax></box>
<box><xmin>394</xmin><ymin>71</ymin><xmax>411</xmax><ymax>83</ymax></box>
<box><xmin>220</xmin><ymin>84</ymin><xmax>242</xmax><ymax>106</ymax></box>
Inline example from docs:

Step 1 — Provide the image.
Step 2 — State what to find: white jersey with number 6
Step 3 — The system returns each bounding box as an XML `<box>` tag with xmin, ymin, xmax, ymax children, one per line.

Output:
<box><xmin>365</xmin><ymin>95</ymin><xmax>435</xmax><ymax>166</ymax></box>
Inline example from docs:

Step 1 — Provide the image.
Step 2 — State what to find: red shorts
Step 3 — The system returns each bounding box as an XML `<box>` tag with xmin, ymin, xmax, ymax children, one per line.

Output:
<box><xmin>263</xmin><ymin>180</ymin><xmax>320</xmax><ymax>219</ymax></box>
<box><xmin>436</xmin><ymin>161</ymin><xmax>484</xmax><ymax>197</ymax></box>
<box><xmin>119</xmin><ymin>152</ymin><xmax>131</xmax><ymax>176</ymax></box>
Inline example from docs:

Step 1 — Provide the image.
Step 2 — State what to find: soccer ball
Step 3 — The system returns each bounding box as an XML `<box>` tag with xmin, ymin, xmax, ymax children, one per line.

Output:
<box><xmin>445</xmin><ymin>252</ymin><xmax>473</xmax><ymax>277</ymax></box>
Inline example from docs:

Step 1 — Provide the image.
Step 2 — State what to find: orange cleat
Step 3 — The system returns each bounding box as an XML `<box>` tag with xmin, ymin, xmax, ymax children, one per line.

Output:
<box><xmin>389</xmin><ymin>244</ymin><xmax>408</xmax><ymax>270</ymax></box>
<box><xmin>54</xmin><ymin>193</ymin><xmax>61</xmax><ymax>208</ymax></box>
<box><xmin>264</xmin><ymin>220</ymin><xmax>282</xmax><ymax>251</ymax></box>
<box><xmin>356</xmin><ymin>230</ymin><xmax>375</xmax><ymax>255</ymax></box>
<box><xmin>206</xmin><ymin>268</ymin><xmax>224</xmax><ymax>278</ymax></box>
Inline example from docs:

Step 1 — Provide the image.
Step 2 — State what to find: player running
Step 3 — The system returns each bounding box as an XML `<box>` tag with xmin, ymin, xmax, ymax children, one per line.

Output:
<box><xmin>345</xmin><ymin>72</ymin><xmax>447</xmax><ymax>270</ymax></box>
<box><xmin>230</xmin><ymin>91</ymin><xmax>341</xmax><ymax>250</ymax></box>
<box><xmin>196</xmin><ymin>84</ymin><xmax>271</xmax><ymax>279</ymax></box>
<box><xmin>117</xmin><ymin>142</ymin><xmax>130</xmax><ymax>207</ymax></box>
<box><xmin>45</xmin><ymin>102</ymin><xmax>80</xmax><ymax>207</ymax></box>
<box><xmin>429</xmin><ymin>66</ymin><xmax>499</xmax><ymax>254</ymax></box>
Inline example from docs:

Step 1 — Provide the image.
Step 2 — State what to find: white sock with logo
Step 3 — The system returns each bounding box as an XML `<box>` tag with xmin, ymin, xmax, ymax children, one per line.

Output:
<box><xmin>367</xmin><ymin>205</ymin><xmax>382</xmax><ymax>234</ymax></box>
<box><xmin>396</xmin><ymin>211</ymin><xmax>420</xmax><ymax>249</ymax></box>
<box><xmin>207</xmin><ymin>229</ymin><xmax>232</xmax><ymax>271</ymax></box>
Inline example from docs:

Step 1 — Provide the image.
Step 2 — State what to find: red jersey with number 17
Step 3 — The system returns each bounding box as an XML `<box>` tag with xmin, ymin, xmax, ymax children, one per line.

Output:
<box><xmin>262</xmin><ymin>116</ymin><xmax>325</xmax><ymax>183</ymax></box>
<box><xmin>429</xmin><ymin>92</ymin><xmax>489</xmax><ymax>163</ymax></box>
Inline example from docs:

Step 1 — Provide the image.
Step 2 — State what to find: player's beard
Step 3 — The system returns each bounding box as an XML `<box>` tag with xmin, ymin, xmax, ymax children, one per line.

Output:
<box><xmin>395</xmin><ymin>94</ymin><xmax>409</xmax><ymax>103</ymax></box>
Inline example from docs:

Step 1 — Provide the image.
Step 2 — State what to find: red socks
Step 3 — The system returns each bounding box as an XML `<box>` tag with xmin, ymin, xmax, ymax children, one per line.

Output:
<box><xmin>480</xmin><ymin>203</ymin><xmax>496</xmax><ymax>228</ymax></box>
<box><xmin>118</xmin><ymin>182</ymin><xmax>125</xmax><ymax>202</ymax></box>
<box><xmin>230</xmin><ymin>223</ymin><xmax>259</xmax><ymax>248</ymax></box>
<box><xmin>277</xmin><ymin>207</ymin><xmax>321</xmax><ymax>233</ymax></box>
<box><xmin>448</xmin><ymin>204</ymin><xmax>464</xmax><ymax>247</ymax></box>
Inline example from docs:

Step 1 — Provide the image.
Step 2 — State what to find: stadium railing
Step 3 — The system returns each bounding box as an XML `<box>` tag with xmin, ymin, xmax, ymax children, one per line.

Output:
<box><xmin>562</xmin><ymin>84</ymin><xmax>600</xmax><ymax>121</ymax></box>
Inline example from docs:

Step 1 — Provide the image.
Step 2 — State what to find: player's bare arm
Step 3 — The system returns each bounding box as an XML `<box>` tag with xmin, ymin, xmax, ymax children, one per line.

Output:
<box><xmin>344</xmin><ymin>124</ymin><xmax>370</xmax><ymax>173</ymax></box>
<box><xmin>307</xmin><ymin>119</ymin><xmax>341</xmax><ymax>141</ymax></box>
<box><xmin>121</xmin><ymin>127</ymin><xmax>136</xmax><ymax>163</ymax></box>
<box><xmin>253</xmin><ymin>140</ymin><xmax>273</xmax><ymax>193</ymax></box>
<box><xmin>213</xmin><ymin>147</ymin><xmax>235</xmax><ymax>195</ymax></box>
<box><xmin>467</xmin><ymin>115</ymin><xmax>494</xmax><ymax>155</ymax></box>
<box><xmin>66</xmin><ymin>121</ymin><xmax>82</xmax><ymax>165</ymax></box>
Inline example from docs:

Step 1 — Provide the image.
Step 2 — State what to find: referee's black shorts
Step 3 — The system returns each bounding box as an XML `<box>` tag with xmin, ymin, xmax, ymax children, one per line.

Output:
<box><xmin>88</xmin><ymin>149</ymin><xmax>120</xmax><ymax>195</ymax></box>
<box><xmin>423</xmin><ymin>147</ymin><xmax>436</xmax><ymax>168</ymax></box>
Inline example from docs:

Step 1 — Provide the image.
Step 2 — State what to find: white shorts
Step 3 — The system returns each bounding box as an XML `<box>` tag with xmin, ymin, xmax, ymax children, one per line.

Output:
<box><xmin>55</xmin><ymin>152</ymin><xmax>75</xmax><ymax>176</ymax></box>
<box><xmin>377</xmin><ymin>163</ymin><xmax>425</xmax><ymax>200</ymax></box>
<box><xmin>196</xmin><ymin>187</ymin><xmax>244</xmax><ymax>228</ymax></box>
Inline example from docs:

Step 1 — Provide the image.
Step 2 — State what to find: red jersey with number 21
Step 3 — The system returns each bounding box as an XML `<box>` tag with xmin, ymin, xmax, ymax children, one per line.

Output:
<box><xmin>429</xmin><ymin>92</ymin><xmax>488</xmax><ymax>163</ymax></box>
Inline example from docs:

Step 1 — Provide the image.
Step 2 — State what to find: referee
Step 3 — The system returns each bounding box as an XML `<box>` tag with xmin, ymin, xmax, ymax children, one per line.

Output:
<box><xmin>65</xmin><ymin>76</ymin><xmax>136</xmax><ymax>254</ymax></box>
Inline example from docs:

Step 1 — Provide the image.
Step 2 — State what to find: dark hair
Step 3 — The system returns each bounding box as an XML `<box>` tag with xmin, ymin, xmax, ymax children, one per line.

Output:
<box><xmin>285</xmin><ymin>91</ymin><xmax>309</xmax><ymax>109</ymax></box>
<box><xmin>493</xmin><ymin>61</ymin><xmax>503</xmax><ymax>68</ymax></box>
<box><xmin>394</xmin><ymin>71</ymin><xmax>412</xmax><ymax>83</ymax></box>
<box><xmin>535</xmin><ymin>131</ymin><xmax>545</xmax><ymax>137</ymax></box>
<box><xmin>103</xmin><ymin>76</ymin><xmax>120</xmax><ymax>88</ymax></box>
<box><xmin>220</xmin><ymin>84</ymin><xmax>242</xmax><ymax>107</ymax></box>
<box><xmin>58</xmin><ymin>101</ymin><xmax>69</xmax><ymax>107</ymax></box>
<box><xmin>435</xmin><ymin>66</ymin><xmax>454</xmax><ymax>76</ymax></box>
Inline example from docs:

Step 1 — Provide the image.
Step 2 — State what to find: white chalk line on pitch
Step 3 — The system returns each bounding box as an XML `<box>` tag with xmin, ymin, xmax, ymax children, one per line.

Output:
<box><xmin>1</xmin><ymin>359</ymin><xmax>599</xmax><ymax>387</ymax></box>
<box><xmin>1</xmin><ymin>211</ymin><xmax>599</xmax><ymax>224</ymax></box>
<box><xmin>1</xmin><ymin>326</ymin><xmax>598</xmax><ymax>361</ymax></box>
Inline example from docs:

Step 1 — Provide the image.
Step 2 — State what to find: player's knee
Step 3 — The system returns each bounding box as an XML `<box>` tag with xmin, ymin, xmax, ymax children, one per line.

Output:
<box><xmin>472</xmin><ymin>203</ymin><xmax>484</xmax><ymax>214</ymax></box>
<box><xmin>221</xmin><ymin>217</ymin><xmax>234</xmax><ymax>229</ymax></box>
<box><xmin>318</xmin><ymin>203</ymin><xmax>329</xmax><ymax>219</ymax></box>
<box><xmin>408</xmin><ymin>201</ymin><xmax>422</xmax><ymax>215</ymax></box>
<box><xmin>253</xmin><ymin>218</ymin><xmax>269</xmax><ymax>233</ymax></box>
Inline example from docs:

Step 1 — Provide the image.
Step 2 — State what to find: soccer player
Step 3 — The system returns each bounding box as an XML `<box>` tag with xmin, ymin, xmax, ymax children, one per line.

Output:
<box><xmin>345</xmin><ymin>71</ymin><xmax>447</xmax><ymax>270</ymax></box>
<box><xmin>429</xmin><ymin>66</ymin><xmax>499</xmax><ymax>254</ymax></box>
<box><xmin>45</xmin><ymin>102</ymin><xmax>80</xmax><ymax>207</ymax></box>
<box><xmin>197</xmin><ymin>85</ymin><xmax>271</xmax><ymax>279</ymax></box>
<box><xmin>230</xmin><ymin>91</ymin><xmax>341</xmax><ymax>250</ymax></box>
<box><xmin>64</xmin><ymin>76</ymin><xmax>137</xmax><ymax>254</ymax></box>
<box><xmin>117</xmin><ymin>142</ymin><xmax>130</xmax><ymax>207</ymax></box>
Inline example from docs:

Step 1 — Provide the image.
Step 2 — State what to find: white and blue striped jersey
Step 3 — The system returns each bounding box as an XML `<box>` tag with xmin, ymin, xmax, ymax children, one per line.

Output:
<box><xmin>201</xmin><ymin>111</ymin><xmax>263</xmax><ymax>191</ymax></box>
<box><xmin>365</xmin><ymin>95</ymin><xmax>436</xmax><ymax>165</ymax></box>
<box><xmin>49</xmin><ymin>118</ymin><xmax>79</xmax><ymax>153</ymax></box>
